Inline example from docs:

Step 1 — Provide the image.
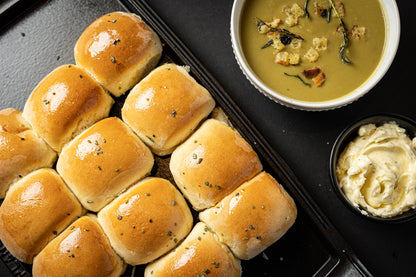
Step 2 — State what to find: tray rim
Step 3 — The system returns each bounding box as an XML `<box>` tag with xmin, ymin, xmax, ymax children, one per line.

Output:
<box><xmin>0</xmin><ymin>0</ymin><xmax>44</xmax><ymax>34</ymax></box>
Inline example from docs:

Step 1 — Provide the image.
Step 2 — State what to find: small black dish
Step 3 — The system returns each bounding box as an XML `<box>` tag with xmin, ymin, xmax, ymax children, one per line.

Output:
<box><xmin>330</xmin><ymin>113</ymin><xmax>416</xmax><ymax>223</ymax></box>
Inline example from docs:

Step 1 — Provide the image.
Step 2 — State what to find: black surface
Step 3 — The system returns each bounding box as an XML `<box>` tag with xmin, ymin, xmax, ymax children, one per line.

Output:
<box><xmin>0</xmin><ymin>0</ymin><xmax>415</xmax><ymax>277</ymax></box>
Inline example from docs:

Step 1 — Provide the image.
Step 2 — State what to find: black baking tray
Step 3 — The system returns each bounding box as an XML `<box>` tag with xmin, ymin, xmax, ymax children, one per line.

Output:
<box><xmin>0</xmin><ymin>0</ymin><xmax>372</xmax><ymax>276</ymax></box>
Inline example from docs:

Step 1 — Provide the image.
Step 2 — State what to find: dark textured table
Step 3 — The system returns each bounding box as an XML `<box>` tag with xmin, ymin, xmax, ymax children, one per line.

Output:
<box><xmin>0</xmin><ymin>0</ymin><xmax>415</xmax><ymax>276</ymax></box>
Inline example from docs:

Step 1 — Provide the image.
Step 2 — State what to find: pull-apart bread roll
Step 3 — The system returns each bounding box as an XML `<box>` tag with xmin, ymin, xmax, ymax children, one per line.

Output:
<box><xmin>0</xmin><ymin>169</ymin><xmax>84</xmax><ymax>263</ymax></box>
<box><xmin>0</xmin><ymin>108</ymin><xmax>56</xmax><ymax>198</ymax></box>
<box><xmin>199</xmin><ymin>172</ymin><xmax>297</xmax><ymax>260</ymax></box>
<box><xmin>33</xmin><ymin>215</ymin><xmax>125</xmax><ymax>277</ymax></box>
<box><xmin>170</xmin><ymin>119</ymin><xmax>262</xmax><ymax>210</ymax></box>
<box><xmin>122</xmin><ymin>63</ymin><xmax>215</xmax><ymax>156</ymax></box>
<box><xmin>74</xmin><ymin>12</ymin><xmax>162</xmax><ymax>97</ymax></box>
<box><xmin>22</xmin><ymin>64</ymin><xmax>114</xmax><ymax>152</ymax></box>
<box><xmin>98</xmin><ymin>177</ymin><xmax>193</xmax><ymax>265</ymax></box>
<box><xmin>57</xmin><ymin>117</ymin><xmax>154</xmax><ymax>212</ymax></box>
<box><xmin>145</xmin><ymin>222</ymin><xmax>242</xmax><ymax>277</ymax></box>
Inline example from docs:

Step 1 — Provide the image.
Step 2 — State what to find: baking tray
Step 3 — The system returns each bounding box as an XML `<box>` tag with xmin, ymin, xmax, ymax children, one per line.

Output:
<box><xmin>0</xmin><ymin>0</ymin><xmax>372</xmax><ymax>276</ymax></box>
<box><xmin>0</xmin><ymin>0</ymin><xmax>43</xmax><ymax>32</ymax></box>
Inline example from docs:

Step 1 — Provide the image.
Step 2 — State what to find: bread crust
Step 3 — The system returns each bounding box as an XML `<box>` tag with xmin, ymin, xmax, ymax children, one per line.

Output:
<box><xmin>32</xmin><ymin>215</ymin><xmax>125</xmax><ymax>277</ymax></box>
<box><xmin>57</xmin><ymin>117</ymin><xmax>154</xmax><ymax>212</ymax></box>
<box><xmin>144</xmin><ymin>222</ymin><xmax>242</xmax><ymax>277</ymax></box>
<box><xmin>98</xmin><ymin>177</ymin><xmax>193</xmax><ymax>265</ymax></box>
<box><xmin>74</xmin><ymin>12</ymin><xmax>162</xmax><ymax>96</ymax></box>
<box><xmin>200</xmin><ymin>172</ymin><xmax>297</xmax><ymax>260</ymax></box>
<box><xmin>0</xmin><ymin>108</ymin><xmax>56</xmax><ymax>198</ymax></box>
<box><xmin>0</xmin><ymin>169</ymin><xmax>84</xmax><ymax>263</ymax></box>
<box><xmin>170</xmin><ymin>119</ymin><xmax>263</xmax><ymax>210</ymax></box>
<box><xmin>122</xmin><ymin>63</ymin><xmax>215</xmax><ymax>156</ymax></box>
<box><xmin>22</xmin><ymin>64</ymin><xmax>114</xmax><ymax>152</ymax></box>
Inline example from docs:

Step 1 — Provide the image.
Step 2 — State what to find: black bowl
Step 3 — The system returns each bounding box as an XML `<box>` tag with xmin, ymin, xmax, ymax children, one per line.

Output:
<box><xmin>330</xmin><ymin>114</ymin><xmax>416</xmax><ymax>223</ymax></box>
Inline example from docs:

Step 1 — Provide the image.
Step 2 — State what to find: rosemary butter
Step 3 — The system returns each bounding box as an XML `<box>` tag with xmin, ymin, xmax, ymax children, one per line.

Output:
<box><xmin>336</xmin><ymin>123</ymin><xmax>416</xmax><ymax>217</ymax></box>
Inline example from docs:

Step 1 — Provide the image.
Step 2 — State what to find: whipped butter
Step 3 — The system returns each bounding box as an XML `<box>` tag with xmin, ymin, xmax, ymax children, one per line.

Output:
<box><xmin>336</xmin><ymin>122</ymin><xmax>416</xmax><ymax>217</ymax></box>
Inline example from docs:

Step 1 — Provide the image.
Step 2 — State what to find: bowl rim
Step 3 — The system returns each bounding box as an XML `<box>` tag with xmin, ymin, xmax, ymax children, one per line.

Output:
<box><xmin>329</xmin><ymin>113</ymin><xmax>416</xmax><ymax>223</ymax></box>
<box><xmin>230</xmin><ymin>0</ymin><xmax>401</xmax><ymax>111</ymax></box>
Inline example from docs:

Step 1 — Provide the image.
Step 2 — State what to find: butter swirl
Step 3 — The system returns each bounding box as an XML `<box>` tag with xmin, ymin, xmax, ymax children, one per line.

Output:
<box><xmin>336</xmin><ymin>123</ymin><xmax>416</xmax><ymax>217</ymax></box>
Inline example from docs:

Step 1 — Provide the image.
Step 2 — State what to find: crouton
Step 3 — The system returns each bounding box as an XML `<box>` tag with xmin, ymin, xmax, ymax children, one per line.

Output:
<box><xmin>351</xmin><ymin>25</ymin><xmax>366</xmax><ymax>39</ymax></box>
<box><xmin>313</xmin><ymin>37</ymin><xmax>328</xmax><ymax>51</ymax></box>
<box><xmin>304</xmin><ymin>48</ymin><xmax>319</xmax><ymax>62</ymax></box>
<box><xmin>275</xmin><ymin>52</ymin><xmax>290</xmax><ymax>65</ymax></box>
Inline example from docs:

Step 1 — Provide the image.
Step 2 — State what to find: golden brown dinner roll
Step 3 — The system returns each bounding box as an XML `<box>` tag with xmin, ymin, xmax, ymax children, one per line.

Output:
<box><xmin>144</xmin><ymin>222</ymin><xmax>242</xmax><ymax>277</ymax></box>
<box><xmin>32</xmin><ymin>215</ymin><xmax>126</xmax><ymax>277</ymax></box>
<box><xmin>56</xmin><ymin>117</ymin><xmax>154</xmax><ymax>212</ymax></box>
<box><xmin>0</xmin><ymin>108</ymin><xmax>56</xmax><ymax>198</ymax></box>
<box><xmin>22</xmin><ymin>64</ymin><xmax>114</xmax><ymax>152</ymax></box>
<box><xmin>0</xmin><ymin>108</ymin><xmax>31</xmax><ymax>133</ymax></box>
<box><xmin>0</xmin><ymin>168</ymin><xmax>84</xmax><ymax>263</ymax></box>
<box><xmin>122</xmin><ymin>63</ymin><xmax>215</xmax><ymax>156</ymax></box>
<box><xmin>74</xmin><ymin>11</ymin><xmax>162</xmax><ymax>97</ymax></box>
<box><xmin>98</xmin><ymin>177</ymin><xmax>193</xmax><ymax>265</ymax></box>
<box><xmin>170</xmin><ymin>119</ymin><xmax>262</xmax><ymax>210</ymax></box>
<box><xmin>199</xmin><ymin>172</ymin><xmax>297</xmax><ymax>260</ymax></box>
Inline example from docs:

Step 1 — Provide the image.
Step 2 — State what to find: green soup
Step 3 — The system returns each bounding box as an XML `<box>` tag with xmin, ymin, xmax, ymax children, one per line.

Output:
<box><xmin>240</xmin><ymin>0</ymin><xmax>386</xmax><ymax>102</ymax></box>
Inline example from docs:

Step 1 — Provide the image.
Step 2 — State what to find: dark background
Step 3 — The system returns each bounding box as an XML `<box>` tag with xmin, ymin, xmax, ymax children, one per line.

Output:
<box><xmin>0</xmin><ymin>0</ymin><xmax>415</xmax><ymax>276</ymax></box>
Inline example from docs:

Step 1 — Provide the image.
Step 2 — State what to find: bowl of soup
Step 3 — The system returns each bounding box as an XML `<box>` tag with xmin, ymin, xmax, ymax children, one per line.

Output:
<box><xmin>230</xmin><ymin>0</ymin><xmax>400</xmax><ymax>111</ymax></box>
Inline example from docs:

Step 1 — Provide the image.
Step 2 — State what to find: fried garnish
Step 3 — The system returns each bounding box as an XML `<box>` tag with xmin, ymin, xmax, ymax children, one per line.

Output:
<box><xmin>335</xmin><ymin>2</ymin><xmax>345</xmax><ymax>18</ymax></box>
<box><xmin>313</xmin><ymin>71</ymin><xmax>326</xmax><ymax>87</ymax></box>
<box><xmin>303</xmin><ymin>67</ymin><xmax>321</xmax><ymax>79</ymax></box>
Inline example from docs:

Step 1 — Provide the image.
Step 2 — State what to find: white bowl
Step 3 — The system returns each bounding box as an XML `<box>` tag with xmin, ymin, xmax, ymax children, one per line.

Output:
<box><xmin>230</xmin><ymin>0</ymin><xmax>401</xmax><ymax>111</ymax></box>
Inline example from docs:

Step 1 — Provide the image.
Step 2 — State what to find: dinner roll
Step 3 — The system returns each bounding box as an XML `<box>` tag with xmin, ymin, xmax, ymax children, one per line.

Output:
<box><xmin>22</xmin><ymin>64</ymin><xmax>114</xmax><ymax>152</ymax></box>
<box><xmin>57</xmin><ymin>117</ymin><xmax>154</xmax><ymax>212</ymax></box>
<box><xmin>0</xmin><ymin>169</ymin><xmax>84</xmax><ymax>263</ymax></box>
<box><xmin>32</xmin><ymin>215</ymin><xmax>125</xmax><ymax>277</ymax></box>
<box><xmin>144</xmin><ymin>222</ymin><xmax>242</xmax><ymax>277</ymax></box>
<box><xmin>0</xmin><ymin>108</ymin><xmax>56</xmax><ymax>198</ymax></box>
<box><xmin>98</xmin><ymin>177</ymin><xmax>193</xmax><ymax>265</ymax></box>
<box><xmin>199</xmin><ymin>172</ymin><xmax>297</xmax><ymax>260</ymax></box>
<box><xmin>170</xmin><ymin>119</ymin><xmax>262</xmax><ymax>210</ymax></box>
<box><xmin>122</xmin><ymin>63</ymin><xmax>215</xmax><ymax>156</ymax></box>
<box><xmin>0</xmin><ymin>108</ymin><xmax>32</xmax><ymax>133</ymax></box>
<box><xmin>74</xmin><ymin>12</ymin><xmax>162</xmax><ymax>97</ymax></box>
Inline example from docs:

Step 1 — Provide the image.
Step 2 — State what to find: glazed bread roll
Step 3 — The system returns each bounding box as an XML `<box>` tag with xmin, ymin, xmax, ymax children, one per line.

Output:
<box><xmin>199</xmin><ymin>172</ymin><xmax>297</xmax><ymax>260</ymax></box>
<box><xmin>0</xmin><ymin>108</ymin><xmax>56</xmax><ymax>198</ymax></box>
<box><xmin>122</xmin><ymin>63</ymin><xmax>215</xmax><ymax>156</ymax></box>
<box><xmin>0</xmin><ymin>169</ymin><xmax>84</xmax><ymax>263</ymax></box>
<box><xmin>22</xmin><ymin>64</ymin><xmax>114</xmax><ymax>152</ymax></box>
<box><xmin>74</xmin><ymin>11</ymin><xmax>162</xmax><ymax>97</ymax></box>
<box><xmin>98</xmin><ymin>177</ymin><xmax>193</xmax><ymax>265</ymax></box>
<box><xmin>144</xmin><ymin>222</ymin><xmax>242</xmax><ymax>277</ymax></box>
<box><xmin>0</xmin><ymin>108</ymin><xmax>32</xmax><ymax>133</ymax></box>
<box><xmin>32</xmin><ymin>215</ymin><xmax>125</xmax><ymax>277</ymax></box>
<box><xmin>57</xmin><ymin>117</ymin><xmax>154</xmax><ymax>212</ymax></box>
<box><xmin>170</xmin><ymin>119</ymin><xmax>262</xmax><ymax>210</ymax></box>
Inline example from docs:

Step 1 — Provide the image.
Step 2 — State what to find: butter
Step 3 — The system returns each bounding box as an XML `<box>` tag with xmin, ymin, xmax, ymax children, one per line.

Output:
<box><xmin>336</xmin><ymin>122</ymin><xmax>416</xmax><ymax>217</ymax></box>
